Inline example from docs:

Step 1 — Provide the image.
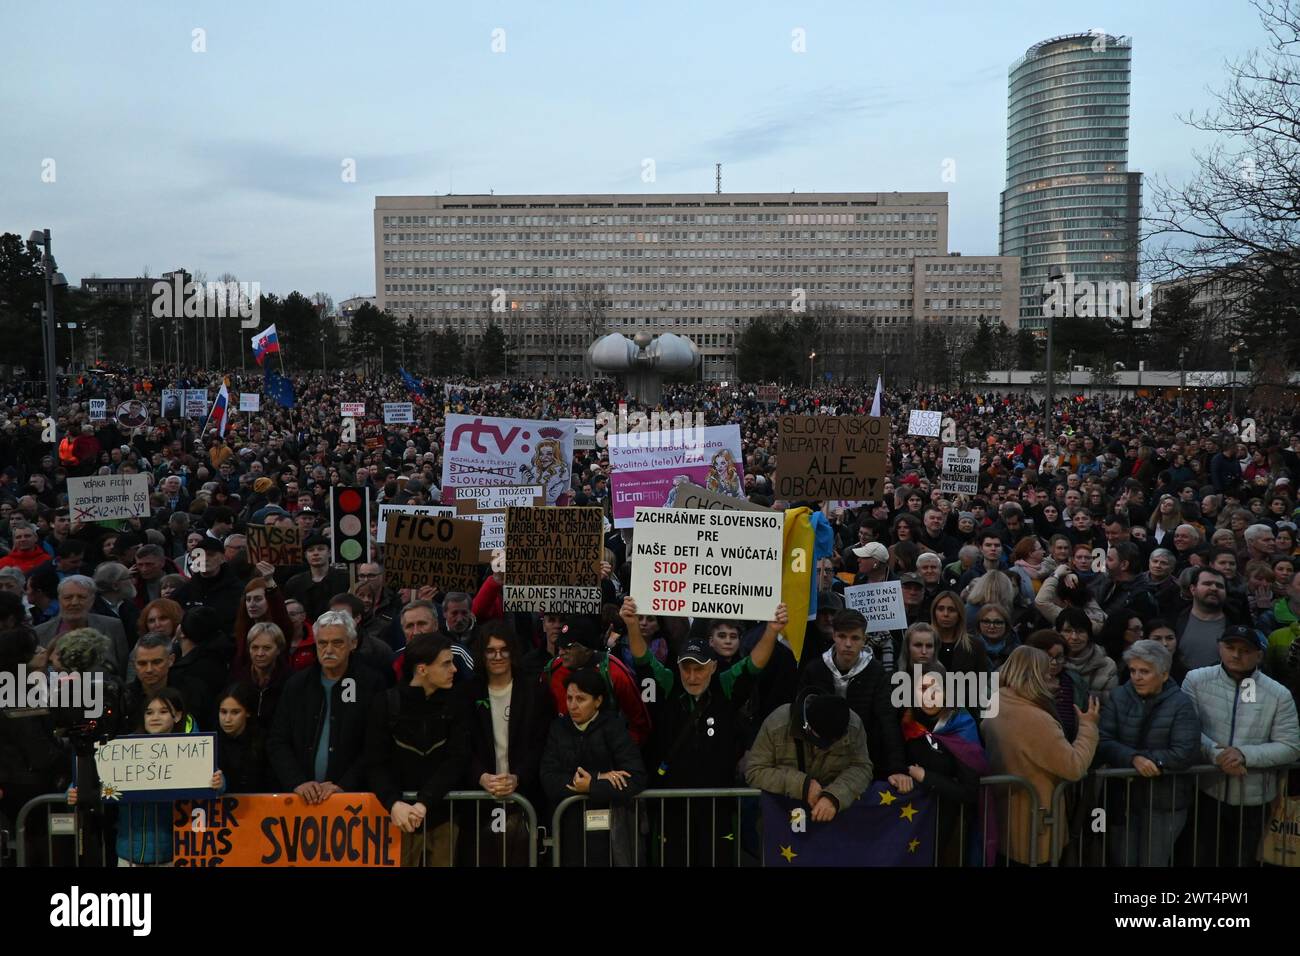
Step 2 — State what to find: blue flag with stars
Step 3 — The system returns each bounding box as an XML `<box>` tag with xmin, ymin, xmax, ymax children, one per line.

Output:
<box><xmin>264</xmin><ymin>367</ymin><xmax>296</xmax><ymax>409</ymax></box>
<box><xmin>762</xmin><ymin>781</ymin><xmax>935</xmax><ymax>866</ymax></box>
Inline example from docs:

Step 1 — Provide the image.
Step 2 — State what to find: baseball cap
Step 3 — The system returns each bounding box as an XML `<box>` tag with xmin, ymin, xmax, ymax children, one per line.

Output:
<box><xmin>899</xmin><ymin>572</ymin><xmax>924</xmax><ymax>587</ymax></box>
<box><xmin>557</xmin><ymin>615</ymin><xmax>604</xmax><ymax>651</ymax></box>
<box><xmin>302</xmin><ymin>532</ymin><xmax>329</xmax><ymax>551</ymax></box>
<box><xmin>850</xmin><ymin>542</ymin><xmax>889</xmax><ymax>563</ymax></box>
<box><xmin>817</xmin><ymin>591</ymin><xmax>846</xmax><ymax>613</ymax></box>
<box><xmin>1218</xmin><ymin>624</ymin><xmax>1266</xmax><ymax>650</ymax></box>
<box><xmin>677</xmin><ymin>638</ymin><xmax>717</xmax><ymax>665</ymax></box>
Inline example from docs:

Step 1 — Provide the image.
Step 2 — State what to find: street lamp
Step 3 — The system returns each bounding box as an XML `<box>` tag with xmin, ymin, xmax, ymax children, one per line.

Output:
<box><xmin>808</xmin><ymin>350</ymin><xmax>816</xmax><ymax>387</ymax></box>
<box><xmin>1229</xmin><ymin>340</ymin><xmax>1246</xmax><ymax>418</ymax></box>
<box><xmin>29</xmin><ymin>229</ymin><xmax>67</xmax><ymax>437</ymax></box>
<box><xmin>1042</xmin><ymin>268</ymin><xmax>1064</xmax><ymax>431</ymax></box>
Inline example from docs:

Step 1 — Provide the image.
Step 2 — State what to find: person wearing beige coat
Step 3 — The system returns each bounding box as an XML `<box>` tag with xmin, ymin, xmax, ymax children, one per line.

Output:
<box><xmin>982</xmin><ymin>646</ymin><xmax>1100</xmax><ymax>865</ymax></box>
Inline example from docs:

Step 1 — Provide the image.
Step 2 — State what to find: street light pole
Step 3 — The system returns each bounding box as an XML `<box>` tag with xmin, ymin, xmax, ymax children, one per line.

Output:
<box><xmin>30</xmin><ymin>229</ymin><xmax>59</xmax><ymax>433</ymax></box>
<box><xmin>808</xmin><ymin>350</ymin><xmax>816</xmax><ymax>387</ymax></box>
<box><xmin>1043</xmin><ymin>269</ymin><xmax>1064</xmax><ymax>432</ymax></box>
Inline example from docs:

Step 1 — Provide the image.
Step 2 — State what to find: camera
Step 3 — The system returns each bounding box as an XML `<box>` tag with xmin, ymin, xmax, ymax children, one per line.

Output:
<box><xmin>52</xmin><ymin>672</ymin><xmax>124</xmax><ymax>755</ymax></box>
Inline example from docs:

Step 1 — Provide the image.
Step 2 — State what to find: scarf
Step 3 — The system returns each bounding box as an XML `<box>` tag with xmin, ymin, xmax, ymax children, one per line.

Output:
<box><xmin>1014</xmin><ymin>558</ymin><xmax>1044</xmax><ymax>578</ymax></box>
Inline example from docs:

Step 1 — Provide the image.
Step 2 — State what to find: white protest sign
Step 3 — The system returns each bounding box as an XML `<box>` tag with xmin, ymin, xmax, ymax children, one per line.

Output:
<box><xmin>88</xmin><ymin>399</ymin><xmax>107</xmax><ymax>421</ymax></box>
<box><xmin>629</xmin><ymin>506</ymin><xmax>784</xmax><ymax>619</ymax></box>
<box><xmin>376</xmin><ymin>504</ymin><xmax>455</xmax><ymax>544</ymax></box>
<box><xmin>68</xmin><ymin>474</ymin><xmax>151</xmax><ymax>522</ymax></box>
<box><xmin>907</xmin><ymin>409</ymin><xmax>943</xmax><ymax>437</ymax></box>
<box><xmin>383</xmin><ymin>402</ymin><xmax>414</xmax><ymax>424</ymax></box>
<box><xmin>94</xmin><ymin>732</ymin><xmax>216</xmax><ymax>801</ymax></box>
<box><xmin>341</xmin><ymin>402</ymin><xmax>366</xmax><ymax>418</ymax></box>
<box><xmin>560</xmin><ymin>418</ymin><xmax>597</xmax><ymax>451</ymax></box>
<box><xmin>185</xmin><ymin>389</ymin><xmax>208</xmax><ymax>419</ymax></box>
<box><xmin>239</xmin><ymin>393</ymin><xmax>260</xmax><ymax>413</ymax></box>
<box><xmin>843</xmin><ymin>580</ymin><xmax>907</xmax><ymax>631</ymax></box>
<box><xmin>454</xmin><ymin>485</ymin><xmax>544</xmax><ymax>511</ymax></box>
<box><xmin>940</xmin><ymin>446</ymin><xmax>980</xmax><ymax>495</ymax></box>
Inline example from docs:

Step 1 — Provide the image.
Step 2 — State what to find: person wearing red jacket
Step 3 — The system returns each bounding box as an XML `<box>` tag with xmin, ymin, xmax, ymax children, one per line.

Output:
<box><xmin>0</xmin><ymin>522</ymin><xmax>50</xmax><ymax>576</ymax></box>
<box><xmin>542</xmin><ymin>615</ymin><xmax>651</xmax><ymax>748</ymax></box>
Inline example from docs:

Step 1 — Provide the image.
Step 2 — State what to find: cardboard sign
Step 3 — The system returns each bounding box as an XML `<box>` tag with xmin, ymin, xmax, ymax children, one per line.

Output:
<box><xmin>172</xmin><ymin>793</ymin><xmax>399</xmax><ymax>867</ymax></box>
<box><xmin>68</xmin><ymin>474</ymin><xmax>151</xmax><ymax>521</ymax></box>
<box><xmin>774</xmin><ymin>415</ymin><xmax>889</xmax><ymax>501</ymax></box>
<box><xmin>161</xmin><ymin>388</ymin><xmax>183</xmax><ymax>418</ymax></box>
<box><xmin>669</xmin><ymin>481</ymin><xmax>771</xmax><ymax>514</ymax></box>
<box><xmin>453</xmin><ymin>486</ymin><xmax>543</xmax><ymax>560</ymax></box>
<box><xmin>940</xmin><ymin>446</ymin><xmax>980</xmax><ymax>495</ymax></box>
<box><xmin>376</xmin><ymin>504</ymin><xmax>456</xmax><ymax>544</ymax></box>
<box><xmin>340</xmin><ymin>402</ymin><xmax>366</xmax><ymax>418</ymax></box>
<box><xmin>381</xmin><ymin>513</ymin><xmax>482</xmax><ymax>592</ymax></box>
<box><xmin>756</xmin><ymin>385</ymin><xmax>780</xmax><ymax>404</ymax></box>
<box><xmin>246</xmin><ymin>523</ymin><xmax>302</xmax><ymax>567</ymax></box>
<box><xmin>630</xmin><ymin>507</ymin><xmax>784</xmax><ymax>619</ymax></box>
<box><xmin>115</xmin><ymin>400</ymin><xmax>149</xmax><ymax>429</ymax></box>
<box><xmin>560</xmin><ymin>418</ymin><xmax>597</xmax><ymax>451</ymax></box>
<box><xmin>843</xmin><ymin>580</ymin><xmax>908</xmax><ymax>631</ymax></box>
<box><xmin>239</xmin><ymin>393</ymin><xmax>260</xmax><ymax>413</ymax></box>
<box><xmin>383</xmin><ymin>402</ymin><xmax>414</xmax><ymax>424</ymax></box>
<box><xmin>185</xmin><ymin>389</ymin><xmax>209</xmax><ymax>419</ymax></box>
<box><xmin>608</xmin><ymin>424</ymin><xmax>744</xmax><ymax>529</ymax></box>
<box><xmin>93</xmin><ymin>733</ymin><xmax>216</xmax><ymax>802</ymax></box>
<box><xmin>907</xmin><ymin>410</ymin><xmax>942</xmax><ymax>437</ymax></box>
<box><xmin>503</xmin><ymin>506</ymin><xmax>603</xmax><ymax>613</ymax></box>
<box><xmin>88</xmin><ymin>399</ymin><xmax>107</xmax><ymax>421</ymax></box>
<box><xmin>441</xmin><ymin>415</ymin><xmax>575</xmax><ymax>506</ymax></box>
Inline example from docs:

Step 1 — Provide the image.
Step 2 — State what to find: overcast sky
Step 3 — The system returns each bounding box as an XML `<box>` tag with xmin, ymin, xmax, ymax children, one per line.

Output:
<box><xmin>1</xmin><ymin>0</ymin><xmax>1263</xmax><ymax>305</ymax></box>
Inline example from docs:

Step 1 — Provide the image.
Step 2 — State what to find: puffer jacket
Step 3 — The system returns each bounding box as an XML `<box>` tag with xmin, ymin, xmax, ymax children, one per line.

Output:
<box><xmin>1097</xmin><ymin>679</ymin><xmax>1201</xmax><ymax>810</ymax></box>
<box><xmin>744</xmin><ymin>702</ymin><xmax>873</xmax><ymax>811</ymax></box>
<box><xmin>1181</xmin><ymin>664</ymin><xmax>1300</xmax><ymax>806</ymax></box>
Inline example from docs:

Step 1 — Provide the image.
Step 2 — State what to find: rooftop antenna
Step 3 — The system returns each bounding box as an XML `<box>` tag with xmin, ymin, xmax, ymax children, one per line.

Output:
<box><xmin>715</xmin><ymin>163</ymin><xmax>721</xmax><ymax>194</ymax></box>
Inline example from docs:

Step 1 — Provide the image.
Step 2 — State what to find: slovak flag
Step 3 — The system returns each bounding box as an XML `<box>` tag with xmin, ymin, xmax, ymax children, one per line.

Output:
<box><xmin>251</xmin><ymin>324</ymin><xmax>280</xmax><ymax>366</ymax></box>
<box><xmin>203</xmin><ymin>383</ymin><xmax>231</xmax><ymax>437</ymax></box>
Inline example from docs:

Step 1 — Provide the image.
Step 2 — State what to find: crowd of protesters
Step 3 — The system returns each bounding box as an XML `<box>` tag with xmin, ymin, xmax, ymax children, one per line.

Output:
<box><xmin>1</xmin><ymin>365</ymin><xmax>1299</xmax><ymax>867</ymax></box>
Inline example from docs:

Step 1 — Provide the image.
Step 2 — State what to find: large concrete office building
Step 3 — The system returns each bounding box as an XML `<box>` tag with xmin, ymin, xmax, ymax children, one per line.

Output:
<box><xmin>1000</xmin><ymin>32</ymin><xmax>1142</xmax><ymax>330</ymax></box>
<box><xmin>375</xmin><ymin>191</ymin><xmax>1016</xmax><ymax>381</ymax></box>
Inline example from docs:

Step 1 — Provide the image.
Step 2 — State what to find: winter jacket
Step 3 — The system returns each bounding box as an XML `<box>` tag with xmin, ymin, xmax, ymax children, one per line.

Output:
<box><xmin>35</xmin><ymin>614</ymin><xmax>129</xmax><ymax>679</ymax></box>
<box><xmin>745</xmin><ymin>702</ymin><xmax>874</xmax><ymax>811</ymax></box>
<box><xmin>1034</xmin><ymin>574</ymin><xmax>1106</xmax><ymax>634</ymax></box>
<box><xmin>935</xmin><ymin>634</ymin><xmax>990</xmax><ymax>678</ymax></box>
<box><xmin>467</xmin><ymin>676</ymin><xmax>552</xmax><ymax>810</ymax></box>
<box><xmin>901</xmin><ymin>709</ymin><xmax>988</xmax><ymax>866</ymax></box>
<box><xmin>217</xmin><ymin>728</ymin><xmax>270</xmax><ymax>793</ymax></box>
<box><xmin>539</xmin><ymin>709</ymin><xmax>646</xmax><ymax>809</ymax></box>
<box><xmin>366</xmin><ymin>682</ymin><xmax>471</xmax><ymax>811</ymax></box>
<box><xmin>172</xmin><ymin>565</ymin><xmax>245</xmax><ymax>626</ymax></box>
<box><xmin>1181</xmin><ymin>664</ymin><xmax>1300</xmax><ymax>806</ymax></box>
<box><xmin>1265</xmin><ymin>621</ymin><xmax>1300</xmax><ymax>681</ymax></box>
<box><xmin>1097</xmin><ymin>679</ymin><xmax>1201</xmax><ymax>811</ymax></box>
<box><xmin>1090</xmin><ymin>573</ymin><xmax>1160</xmax><ymax>623</ymax></box>
<box><xmin>1065</xmin><ymin>643</ymin><xmax>1118</xmax><ymax>702</ymax></box>
<box><xmin>169</xmin><ymin>638</ymin><xmax>234</xmax><ymax>728</ymax></box>
<box><xmin>543</xmin><ymin>653</ymin><xmax>652</xmax><ymax>748</ymax></box>
<box><xmin>798</xmin><ymin>648</ymin><xmax>906</xmax><ymax>778</ymax></box>
<box><xmin>267</xmin><ymin>659</ymin><xmax>384</xmax><ymax>791</ymax></box>
<box><xmin>982</xmin><ymin>687</ymin><xmax>1098</xmax><ymax>865</ymax></box>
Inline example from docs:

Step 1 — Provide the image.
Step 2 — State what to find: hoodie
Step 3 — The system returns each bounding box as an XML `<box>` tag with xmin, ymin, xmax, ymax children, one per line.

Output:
<box><xmin>797</xmin><ymin>645</ymin><xmax>906</xmax><ymax>778</ymax></box>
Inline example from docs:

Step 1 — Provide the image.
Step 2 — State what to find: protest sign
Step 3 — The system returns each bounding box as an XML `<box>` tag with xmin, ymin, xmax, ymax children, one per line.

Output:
<box><xmin>630</xmin><ymin>507</ymin><xmax>784</xmax><ymax>620</ymax></box>
<box><xmin>340</xmin><ymin>402</ymin><xmax>366</xmax><ymax>418</ymax></box>
<box><xmin>115</xmin><ymin>401</ymin><xmax>148</xmax><ymax>428</ymax></box>
<box><xmin>381</xmin><ymin>513</ymin><xmax>481</xmax><ymax>592</ymax></box>
<box><xmin>68</xmin><ymin>474</ymin><xmax>151</xmax><ymax>521</ymax></box>
<box><xmin>185</xmin><ymin>389</ymin><xmax>208</xmax><ymax>418</ymax></box>
<box><xmin>376</xmin><ymin>504</ymin><xmax>455</xmax><ymax>544</ymax></box>
<box><xmin>940</xmin><ymin>446</ymin><xmax>980</xmax><ymax>495</ymax></box>
<box><xmin>88</xmin><ymin>399</ymin><xmax>107</xmax><ymax>421</ymax></box>
<box><xmin>775</xmin><ymin>415</ymin><xmax>889</xmax><ymax>501</ymax></box>
<box><xmin>907</xmin><ymin>409</ymin><xmax>942</xmax><ymax>437</ymax></box>
<box><xmin>502</xmin><ymin>506</ymin><xmax>602</xmax><ymax>613</ymax></box>
<box><xmin>453</xmin><ymin>486</ymin><xmax>543</xmax><ymax>559</ymax></box>
<box><xmin>161</xmin><ymin>388</ymin><xmax>183</xmax><ymax>418</ymax></box>
<box><xmin>172</xmin><ymin>792</ymin><xmax>399</xmax><ymax>867</ymax></box>
<box><xmin>93</xmin><ymin>732</ymin><xmax>216</xmax><ymax>802</ymax></box>
<box><xmin>441</xmin><ymin>415</ymin><xmax>575</xmax><ymax>506</ymax></box>
<box><xmin>843</xmin><ymin>580</ymin><xmax>907</xmax><ymax>631</ymax></box>
<box><xmin>669</xmin><ymin>481</ymin><xmax>771</xmax><ymax>514</ymax></box>
<box><xmin>560</xmin><ymin>418</ymin><xmax>597</xmax><ymax>450</ymax></box>
<box><xmin>383</xmin><ymin>402</ymin><xmax>414</xmax><ymax>424</ymax></box>
<box><xmin>239</xmin><ymin>393</ymin><xmax>260</xmax><ymax>413</ymax></box>
<box><xmin>756</xmin><ymin>385</ymin><xmax>780</xmax><ymax>404</ymax></box>
<box><xmin>608</xmin><ymin>424</ymin><xmax>744</xmax><ymax>529</ymax></box>
<box><xmin>246</xmin><ymin>523</ymin><xmax>302</xmax><ymax>567</ymax></box>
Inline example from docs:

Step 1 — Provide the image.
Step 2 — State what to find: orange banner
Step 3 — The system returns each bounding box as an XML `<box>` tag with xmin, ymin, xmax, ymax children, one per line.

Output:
<box><xmin>172</xmin><ymin>793</ymin><xmax>400</xmax><ymax>867</ymax></box>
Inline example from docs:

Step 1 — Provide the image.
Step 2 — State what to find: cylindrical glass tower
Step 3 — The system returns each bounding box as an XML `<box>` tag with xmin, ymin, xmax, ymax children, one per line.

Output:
<box><xmin>1000</xmin><ymin>33</ymin><xmax>1141</xmax><ymax>329</ymax></box>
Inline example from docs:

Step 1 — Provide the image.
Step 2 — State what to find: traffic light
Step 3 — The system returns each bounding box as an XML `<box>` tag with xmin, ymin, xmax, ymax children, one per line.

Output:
<box><xmin>330</xmin><ymin>486</ymin><xmax>371</xmax><ymax>565</ymax></box>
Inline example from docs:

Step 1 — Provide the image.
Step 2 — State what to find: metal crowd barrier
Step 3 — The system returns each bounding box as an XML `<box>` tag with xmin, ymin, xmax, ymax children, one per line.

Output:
<box><xmin>405</xmin><ymin>790</ymin><xmax>540</xmax><ymax>867</ymax></box>
<box><xmin>1048</xmin><ymin>763</ymin><xmax>1300</xmax><ymax>867</ymax></box>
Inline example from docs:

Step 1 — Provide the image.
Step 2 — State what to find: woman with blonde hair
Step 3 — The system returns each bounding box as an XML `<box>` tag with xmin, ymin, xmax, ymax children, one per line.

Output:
<box><xmin>1147</xmin><ymin>494</ymin><xmax>1182</xmax><ymax>547</ymax></box>
<box><xmin>982</xmin><ymin>645</ymin><xmax>1099</xmax><ymax>865</ymax></box>
<box><xmin>230</xmin><ymin>620</ymin><xmax>290</xmax><ymax>723</ymax></box>
<box><xmin>928</xmin><ymin>591</ymin><xmax>988</xmax><ymax>676</ymax></box>
<box><xmin>964</xmin><ymin>569</ymin><xmax>1016</xmax><ymax>631</ymax></box>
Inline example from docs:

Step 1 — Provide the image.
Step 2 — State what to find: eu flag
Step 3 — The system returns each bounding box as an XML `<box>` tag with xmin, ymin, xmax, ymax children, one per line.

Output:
<box><xmin>399</xmin><ymin>367</ymin><xmax>425</xmax><ymax>398</ymax></box>
<box><xmin>761</xmin><ymin>781</ymin><xmax>936</xmax><ymax>866</ymax></box>
<box><xmin>264</xmin><ymin>368</ymin><xmax>296</xmax><ymax>409</ymax></box>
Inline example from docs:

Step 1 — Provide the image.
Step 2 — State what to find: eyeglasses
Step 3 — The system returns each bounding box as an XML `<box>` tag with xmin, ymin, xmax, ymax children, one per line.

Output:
<box><xmin>981</xmin><ymin>619</ymin><xmax>1007</xmax><ymax>628</ymax></box>
<box><xmin>484</xmin><ymin>648</ymin><xmax>511</xmax><ymax>659</ymax></box>
<box><xmin>357</xmin><ymin>571</ymin><xmax>382</xmax><ymax>579</ymax></box>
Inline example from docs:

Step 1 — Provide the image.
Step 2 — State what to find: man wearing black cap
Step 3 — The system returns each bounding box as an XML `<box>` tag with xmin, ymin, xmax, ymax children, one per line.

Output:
<box><xmin>284</xmin><ymin>532</ymin><xmax>351</xmax><ymax>621</ymax></box>
<box><xmin>541</xmin><ymin>613</ymin><xmax>651</xmax><ymax>748</ymax></box>
<box><xmin>745</xmin><ymin>690</ymin><xmax>872</xmax><ymax>822</ymax></box>
<box><xmin>172</xmin><ymin>536</ymin><xmax>244</xmax><ymax>624</ymax></box>
<box><xmin>621</xmin><ymin>596</ymin><xmax>788</xmax><ymax>864</ymax></box>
